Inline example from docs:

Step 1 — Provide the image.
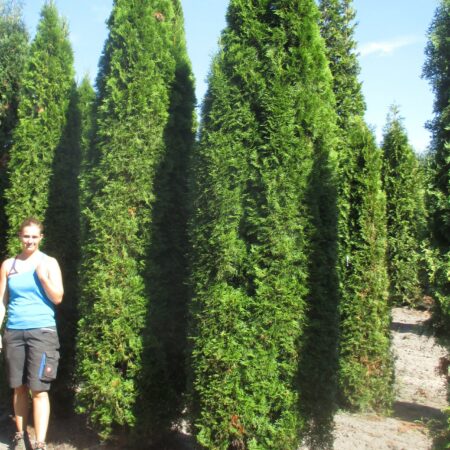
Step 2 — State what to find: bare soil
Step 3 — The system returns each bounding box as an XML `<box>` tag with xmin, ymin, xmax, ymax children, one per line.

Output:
<box><xmin>331</xmin><ymin>307</ymin><xmax>448</xmax><ymax>450</ymax></box>
<box><xmin>0</xmin><ymin>307</ymin><xmax>448</xmax><ymax>449</ymax></box>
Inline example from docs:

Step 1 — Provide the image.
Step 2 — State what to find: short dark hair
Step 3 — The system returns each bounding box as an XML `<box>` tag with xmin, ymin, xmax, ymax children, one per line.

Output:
<box><xmin>19</xmin><ymin>217</ymin><xmax>44</xmax><ymax>234</ymax></box>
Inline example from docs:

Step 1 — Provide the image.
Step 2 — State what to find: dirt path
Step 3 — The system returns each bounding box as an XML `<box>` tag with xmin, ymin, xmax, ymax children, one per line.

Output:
<box><xmin>332</xmin><ymin>307</ymin><xmax>448</xmax><ymax>450</ymax></box>
<box><xmin>0</xmin><ymin>307</ymin><xmax>447</xmax><ymax>449</ymax></box>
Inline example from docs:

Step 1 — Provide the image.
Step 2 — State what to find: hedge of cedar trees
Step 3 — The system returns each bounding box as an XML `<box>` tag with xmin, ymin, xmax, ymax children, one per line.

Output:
<box><xmin>423</xmin><ymin>0</ymin><xmax>450</xmax><ymax>332</ymax></box>
<box><xmin>75</xmin><ymin>0</ymin><xmax>195</xmax><ymax>440</ymax></box>
<box><xmin>319</xmin><ymin>0</ymin><xmax>393</xmax><ymax>413</ymax></box>
<box><xmin>187</xmin><ymin>1</ymin><xmax>338</xmax><ymax>448</ymax></box>
<box><xmin>0</xmin><ymin>0</ymin><xmax>28</xmax><ymax>259</ymax></box>
<box><xmin>381</xmin><ymin>106</ymin><xmax>427</xmax><ymax>307</ymax></box>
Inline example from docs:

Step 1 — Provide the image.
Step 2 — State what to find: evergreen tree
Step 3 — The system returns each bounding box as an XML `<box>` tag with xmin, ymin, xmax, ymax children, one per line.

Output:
<box><xmin>188</xmin><ymin>1</ymin><xmax>338</xmax><ymax>448</ymax></box>
<box><xmin>139</xmin><ymin>0</ymin><xmax>196</xmax><ymax>433</ymax></box>
<box><xmin>42</xmin><ymin>82</ymin><xmax>82</xmax><ymax>408</ymax></box>
<box><xmin>0</xmin><ymin>0</ymin><xmax>28</xmax><ymax>258</ymax></box>
<box><xmin>319</xmin><ymin>0</ymin><xmax>364</xmax><ymax>123</ymax></box>
<box><xmin>337</xmin><ymin>119</ymin><xmax>393</xmax><ymax>411</ymax></box>
<box><xmin>319</xmin><ymin>0</ymin><xmax>393</xmax><ymax>412</ymax></box>
<box><xmin>75</xmin><ymin>0</ymin><xmax>195</xmax><ymax>440</ymax></box>
<box><xmin>4</xmin><ymin>1</ymin><xmax>74</xmax><ymax>253</ymax></box>
<box><xmin>381</xmin><ymin>106</ymin><xmax>426</xmax><ymax>306</ymax></box>
<box><xmin>77</xmin><ymin>75</ymin><xmax>96</xmax><ymax>244</ymax></box>
<box><xmin>423</xmin><ymin>0</ymin><xmax>450</xmax><ymax>329</ymax></box>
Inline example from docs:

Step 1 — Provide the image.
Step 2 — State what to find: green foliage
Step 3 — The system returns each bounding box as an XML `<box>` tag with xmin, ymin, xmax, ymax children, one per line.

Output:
<box><xmin>75</xmin><ymin>0</ymin><xmax>195</xmax><ymax>440</ymax></box>
<box><xmin>319</xmin><ymin>0</ymin><xmax>365</xmax><ymax>122</ymax></box>
<box><xmin>423</xmin><ymin>0</ymin><xmax>450</xmax><ymax>330</ymax></box>
<box><xmin>0</xmin><ymin>0</ymin><xmax>28</xmax><ymax>258</ymax></box>
<box><xmin>0</xmin><ymin>0</ymin><xmax>28</xmax><ymax>409</ymax></box>
<box><xmin>381</xmin><ymin>106</ymin><xmax>426</xmax><ymax>306</ymax></box>
<box><xmin>2</xmin><ymin>1</ymin><xmax>80</xmax><ymax>410</ymax></box>
<box><xmin>4</xmin><ymin>1</ymin><xmax>74</xmax><ymax>253</ymax></box>
<box><xmin>188</xmin><ymin>1</ymin><xmax>338</xmax><ymax>448</ymax></box>
<box><xmin>43</xmin><ymin>83</ymin><xmax>82</xmax><ymax>409</ymax></box>
<box><xmin>138</xmin><ymin>0</ymin><xmax>196</xmax><ymax>433</ymax></box>
<box><xmin>319</xmin><ymin>0</ymin><xmax>392</xmax><ymax>413</ymax></box>
<box><xmin>77</xmin><ymin>75</ymin><xmax>96</xmax><ymax>245</ymax></box>
<box><xmin>337</xmin><ymin>119</ymin><xmax>394</xmax><ymax>411</ymax></box>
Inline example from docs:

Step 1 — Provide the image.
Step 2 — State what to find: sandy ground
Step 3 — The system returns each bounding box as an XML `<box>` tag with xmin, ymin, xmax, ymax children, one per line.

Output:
<box><xmin>0</xmin><ymin>307</ymin><xmax>448</xmax><ymax>449</ymax></box>
<box><xmin>331</xmin><ymin>307</ymin><xmax>448</xmax><ymax>450</ymax></box>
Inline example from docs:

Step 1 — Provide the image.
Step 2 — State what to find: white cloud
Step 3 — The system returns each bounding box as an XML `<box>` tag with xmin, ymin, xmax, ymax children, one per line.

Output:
<box><xmin>359</xmin><ymin>36</ymin><xmax>421</xmax><ymax>57</ymax></box>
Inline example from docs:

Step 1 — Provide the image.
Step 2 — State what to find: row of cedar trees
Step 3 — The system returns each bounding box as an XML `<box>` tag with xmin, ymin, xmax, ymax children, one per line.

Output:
<box><xmin>0</xmin><ymin>0</ymin><xmax>448</xmax><ymax>448</ymax></box>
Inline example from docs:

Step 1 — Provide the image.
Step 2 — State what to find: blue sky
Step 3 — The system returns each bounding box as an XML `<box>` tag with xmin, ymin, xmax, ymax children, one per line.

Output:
<box><xmin>22</xmin><ymin>0</ymin><xmax>439</xmax><ymax>153</ymax></box>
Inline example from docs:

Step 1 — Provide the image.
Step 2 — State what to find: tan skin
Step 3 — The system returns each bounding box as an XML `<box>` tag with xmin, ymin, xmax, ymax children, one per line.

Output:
<box><xmin>0</xmin><ymin>224</ymin><xmax>63</xmax><ymax>445</ymax></box>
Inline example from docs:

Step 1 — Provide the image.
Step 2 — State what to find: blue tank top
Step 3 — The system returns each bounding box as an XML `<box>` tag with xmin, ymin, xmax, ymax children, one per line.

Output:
<box><xmin>6</xmin><ymin>255</ymin><xmax>56</xmax><ymax>329</ymax></box>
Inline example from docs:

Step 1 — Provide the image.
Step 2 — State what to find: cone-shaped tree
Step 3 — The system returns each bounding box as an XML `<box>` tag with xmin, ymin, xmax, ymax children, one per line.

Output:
<box><xmin>381</xmin><ymin>106</ymin><xmax>426</xmax><ymax>306</ymax></box>
<box><xmin>75</xmin><ymin>0</ymin><xmax>195</xmax><ymax>440</ymax></box>
<box><xmin>337</xmin><ymin>119</ymin><xmax>393</xmax><ymax>411</ymax></box>
<box><xmin>319</xmin><ymin>0</ymin><xmax>364</xmax><ymax>123</ymax></box>
<box><xmin>188</xmin><ymin>1</ymin><xmax>338</xmax><ymax>448</ymax></box>
<box><xmin>4</xmin><ymin>1</ymin><xmax>74</xmax><ymax>253</ymax></box>
<box><xmin>423</xmin><ymin>0</ymin><xmax>450</xmax><ymax>329</ymax></box>
<box><xmin>0</xmin><ymin>0</ymin><xmax>28</xmax><ymax>258</ymax></box>
<box><xmin>319</xmin><ymin>0</ymin><xmax>393</xmax><ymax>413</ymax></box>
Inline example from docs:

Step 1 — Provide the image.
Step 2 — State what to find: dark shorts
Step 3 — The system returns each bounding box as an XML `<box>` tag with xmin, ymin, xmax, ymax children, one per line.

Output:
<box><xmin>3</xmin><ymin>327</ymin><xmax>60</xmax><ymax>391</ymax></box>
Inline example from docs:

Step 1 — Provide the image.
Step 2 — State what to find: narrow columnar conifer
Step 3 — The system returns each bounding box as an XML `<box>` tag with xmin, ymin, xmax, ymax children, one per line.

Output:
<box><xmin>188</xmin><ymin>1</ymin><xmax>338</xmax><ymax>448</ymax></box>
<box><xmin>42</xmin><ymin>82</ymin><xmax>82</xmax><ymax>408</ymax></box>
<box><xmin>77</xmin><ymin>75</ymin><xmax>96</xmax><ymax>244</ymax></box>
<box><xmin>139</xmin><ymin>0</ymin><xmax>196</xmax><ymax>431</ymax></box>
<box><xmin>381</xmin><ymin>106</ymin><xmax>426</xmax><ymax>306</ymax></box>
<box><xmin>75</xmin><ymin>0</ymin><xmax>194</xmax><ymax>440</ymax></box>
<box><xmin>423</xmin><ymin>0</ymin><xmax>450</xmax><ymax>330</ymax></box>
<box><xmin>4</xmin><ymin>1</ymin><xmax>74</xmax><ymax>253</ymax></box>
<box><xmin>337</xmin><ymin>119</ymin><xmax>393</xmax><ymax>411</ymax></box>
<box><xmin>0</xmin><ymin>0</ymin><xmax>28</xmax><ymax>407</ymax></box>
<box><xmin>0</xmin><ymin>0</ymin><xmax>28</xmax><ymax>258</ymax></box>
<box><xmin>319</xmin><ymin>0</ymin><xmax>393</xmax><ymax>413</ymax></box>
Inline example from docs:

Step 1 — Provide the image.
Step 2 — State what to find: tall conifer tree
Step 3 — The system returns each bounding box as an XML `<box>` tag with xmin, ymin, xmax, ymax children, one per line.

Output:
<box><xmin>75</xmin><ymin>0</ymin><xmax>195</xmax><ymax>440</ymax></box>
<box><xmin>423</xmin><ymin>0</ymin><xmax>450</xmax><ymax>329</ymax></box>
<box><xmin>4</xmin><ymin>1</ymin><xmax>74</xmax><ymax>252</ymax></box>
<box><xmin>188</xmin><ymin>1</ymin><xmax>338</xmax><ymax>448</ymax></box>
<box><xmin>141</xmin><ymin>0</ymin><xmax>196</xmax><ymax>431</ymax></box>
<box><xmin>381</xmin><ymin>106</ymin><xmax>426</xmax><ymax>306</ymax></box>
<box><xmin>3</xmin><ymin>2</ymin><xmax>79</xmax><ymax>409</ymax></box>
<box><xmin>319</xmin><ymin>0</ymin><xmax>393</xmax><ymax>412</ymax></box>
<box><xmin>42</xmin><ymin>83</ymin><xmax>82</xmax><ymax>408</ymax></box>
<box><xmin>0</xmin><ymin>0</ymin><xmax>28</xmax><ymax>258</ymax></box>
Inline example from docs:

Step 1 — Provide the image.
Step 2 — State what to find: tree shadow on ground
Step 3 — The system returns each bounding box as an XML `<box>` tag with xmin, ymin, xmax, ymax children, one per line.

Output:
<box><xmin>390</xmin><ymin>321</ymin><xmax>432</xmax><ymax>336</ymax></box>
<box><xmin>393</xmin><ymin>401</ymin><xmax>446</xmax><ymax>422</ymax></box>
